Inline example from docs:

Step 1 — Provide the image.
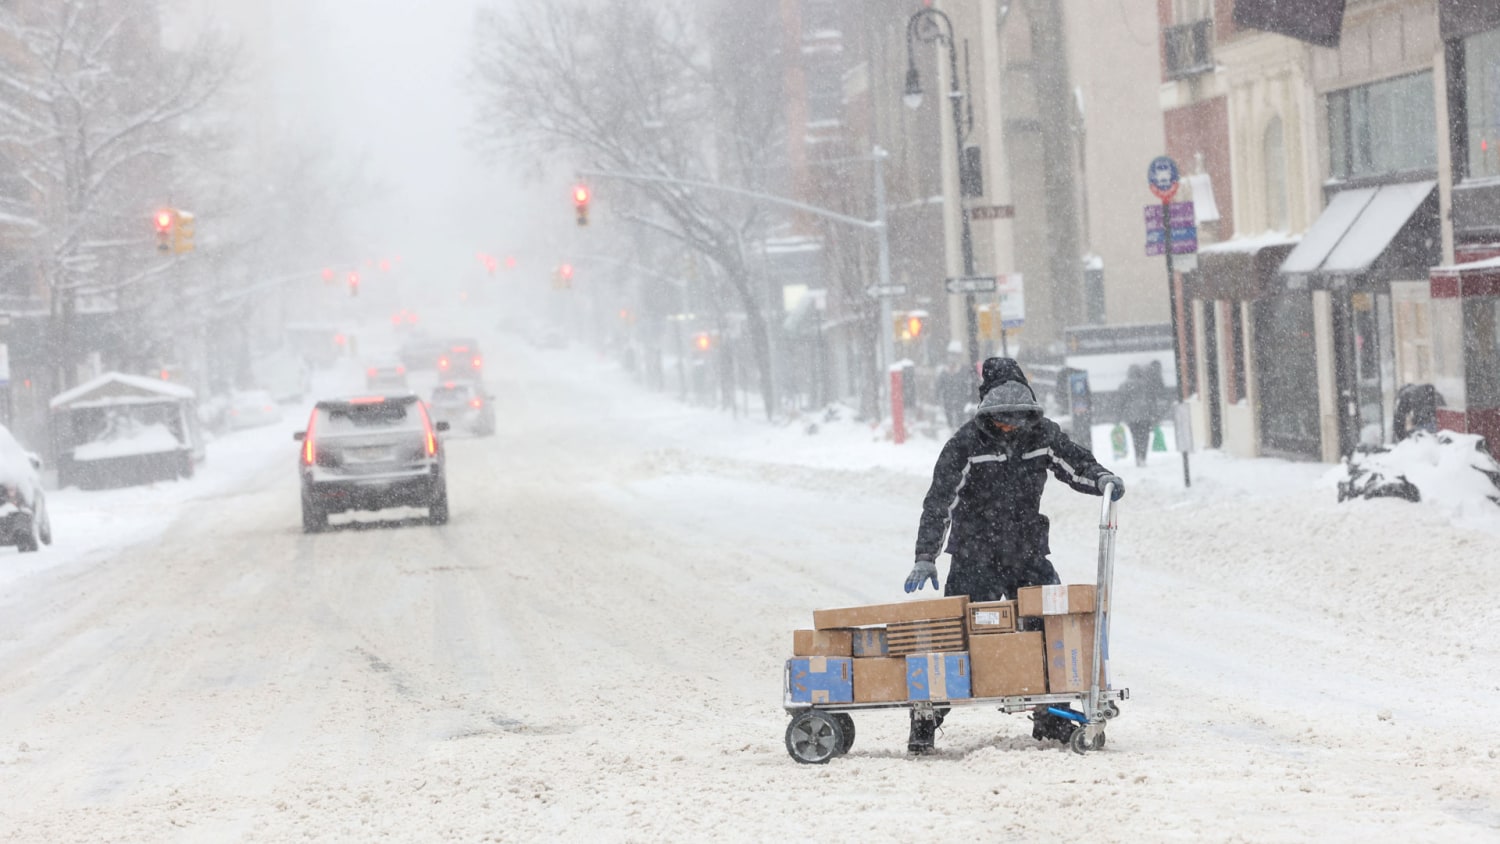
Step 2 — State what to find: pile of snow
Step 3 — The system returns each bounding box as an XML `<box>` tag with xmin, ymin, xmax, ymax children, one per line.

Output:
<box><xmin>1331</xmin><ymin>430</ymin><xmax>1500</xmax><ymax>521</ymax></box>
<box><xmin>72</xmin><ymin>422</ymin><xmax>181</xmax><ymax>461</ymax></box>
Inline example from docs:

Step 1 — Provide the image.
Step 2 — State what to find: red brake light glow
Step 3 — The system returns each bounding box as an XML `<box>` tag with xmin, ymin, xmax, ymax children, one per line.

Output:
<box><xmin>350</xmin><ymin>396</ymin><xmax>386</xmax><ymax>404</ymax></box>
<box><xmin>472</xmin><ymin>357</ymin><xmax>482</xmax><ymax>369</ymax></box>
<box><xmin>302</xmin><ymin>413</ymin><xmax>317</xmax><ymax>465</ymax></box>
<box><xmin>438</xmin><ymin>357</ymin><xmax>450</xmax><ymax>370</ymax></box>
<box><xmin>470</xmin><ymin>398</ymin><xmax>483</xmax><ymax>409</ymax></box>
<box><xmin>367</xmin><ymin>367</ymin><xmax>377</xmax><ymax>376</ymax></box>
<box><xmin>421</xmin><ymin>406</ymin><xmax>438</xmax><ymax>456</ymax></box>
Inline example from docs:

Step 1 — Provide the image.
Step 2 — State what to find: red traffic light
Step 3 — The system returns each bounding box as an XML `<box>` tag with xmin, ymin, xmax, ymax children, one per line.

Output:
<box><xmin>907</xmin><ymin>315</ymin><xmax>924</xmax><ymax>339</ymax></box>
<box><xmin>321</xmin><ymin>268</ymin><xmax>335</xmax><ymax>282</ymax></box>
<box><xmin>559</xmin><ymin>263</ymin><xmax>574</xmax><ymax>280</ymax></box>
<box><xmin>153</xmin><ymin>210</ymin><xmax>174</xmax><ymax>233</ymax></box>
<box><xmin>694</xmin><ymin>332</ymin><xmax>712</xmax><ymax>352</ymax></box>
<box><xmin>573</xmin><ymin>185</ymin><xmax>590</xmax><ymax>206</ymax></box>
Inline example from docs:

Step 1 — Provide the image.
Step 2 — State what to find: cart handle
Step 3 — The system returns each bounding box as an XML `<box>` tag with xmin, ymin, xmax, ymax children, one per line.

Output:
<box><xmin>1099</xmin><ymin>481</ymin><xmax>1119</xmax><ymax>529</ymax></box>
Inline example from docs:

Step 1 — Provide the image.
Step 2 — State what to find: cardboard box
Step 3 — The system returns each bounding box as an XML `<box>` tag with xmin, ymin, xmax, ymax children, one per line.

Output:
<box><xmin>792</xmin><ymin>629</ymin><xmax>853</xmax><ymax>657</ymax></box>
<box><xmin>813</xmin><ymin>596</ymin><xmax>968</xmax><ymax>630</ymax></box>
<box><xmin>886</xmin><ymin>617</ymin><xmax>966</xmax><ymax>656</ymax></box>
<box><xmin>787</xmin><ymin>656</ymin><xmax>854</xmax><ymax>703</ymax></box>
<box><xmin>970</xmin><ymin>632</ymin><xmax>1046</xmax><ymax>697</ymax></box>
<box><xmin>905</xmin><ymin>652</ymin><xmax>972</xmax><ymax>701</ymax></box>
<box><xmin>1043</xmin><ymin>614</ymin><xmax>1104</xmax><ymax>693</ymax></box>
<box><xmin>851</xmin><ymin>628</ymin><xmax>889</xmax><ymax>657</ymax></box>
<box><xmin>853</xmin><ymin>657</ymin><xmax>908</xmax><ymax>703</ymax></box>
<box><xmin>1016</xmin><ymin>584</ymin><xmax>1100</xmax><ymax>617</ymax></box>
<box><xmin>967</xmin><ymin>600</ymin><xmax>1017</xmax><ymax>635</ymax></box>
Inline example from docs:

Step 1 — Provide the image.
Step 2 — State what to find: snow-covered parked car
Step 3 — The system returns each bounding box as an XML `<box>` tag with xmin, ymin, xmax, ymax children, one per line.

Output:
<box><xmin>0</xmin><ymin>422</ymin><xmax>51</xmax><ymax>553</ymax></box>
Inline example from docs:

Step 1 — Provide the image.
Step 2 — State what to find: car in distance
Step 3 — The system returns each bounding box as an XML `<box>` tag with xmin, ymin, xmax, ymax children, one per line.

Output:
<box><xmin>365</xmin><ymin>362</ymin><xmax>409</xmax><ymax>392</ymax></box>
<box><xmin>429</xmin><ymin>381</ymin><xmax>496</xmax><ymax>437</ymax></box>
<box><xmin>436</xmin><ymin>339</ymin><xmax>483</xmax><ymax>380</ymax></box>
<box><xmin>0</xmin><ymin>423</ymin><xmax>51</xmax><ymax>553</ymax></box>
<box><xmin>294</xmin><ymin>395</ymin><xmax>450</xmax><ymax>532</ymax></box>
<box><xmin>226</xmin><ymin>389</ymin><xmax>283</xmax><ymax>431</ymax></box>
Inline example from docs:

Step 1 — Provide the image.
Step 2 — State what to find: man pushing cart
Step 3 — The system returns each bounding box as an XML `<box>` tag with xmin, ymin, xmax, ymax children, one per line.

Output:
<box><xmin>782</xmin><ymin>358</ymin><xmax>1128</xmax><ymax>763</ymax></box>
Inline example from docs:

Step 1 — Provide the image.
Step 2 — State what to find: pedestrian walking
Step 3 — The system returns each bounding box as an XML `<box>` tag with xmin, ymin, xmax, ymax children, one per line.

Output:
<box><xmin>1116</xmin><ymin>364</ymin><xmax>1165</xmax><ymax>467</ymax></box>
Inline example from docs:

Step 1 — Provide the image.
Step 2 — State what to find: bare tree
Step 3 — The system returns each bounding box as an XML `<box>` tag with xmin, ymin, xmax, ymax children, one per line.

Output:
<box><xmin>0</xmin><ymin>0</ymin><xmax>233</xmax><ymax>389</ymax></box>
<box><xmin>470</xmin><ymin>0</ymin><xmax>790</xmax><ymax>417</ymax></box>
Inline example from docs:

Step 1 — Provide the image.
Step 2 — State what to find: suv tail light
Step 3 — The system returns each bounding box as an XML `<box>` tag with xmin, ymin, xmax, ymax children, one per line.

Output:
<box><xmin>470</xmin><ymin>398</ymin><xmax>483</xmax><ymax>409</ymax></box>
<box><xmin>471</xmin><ymin>357</ymin><xmax>482</xmax><ymax>369</ymax></box>
<box><xmin>438</xmin><ymin>356</ymin><xmax>450</xmax><ymax>371</ymax></box>
<box><xmin>302</xmin><ymin>413</ymin><xmax>317</xmax><ymax>465</ymax></box>
<box><xmin>421</xmin><ymin>406</ymin><xmax>438</xmax><ymax>457</ymax></box>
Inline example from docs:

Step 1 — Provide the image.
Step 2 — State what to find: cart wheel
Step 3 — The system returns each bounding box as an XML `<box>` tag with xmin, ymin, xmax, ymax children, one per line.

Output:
<box><xmin>831</xmin><ymin>714</ymin><xmax>856</xmax><ymax>755</ymax></box>
<box><xmin>1069</xmin><ymin>725</ymin><xmax>1106</xmax><ymax>755</ymax></box>
<box><xmin>785</xmin><ymin>711</ymin><xmax>844</xmax><ymax>765</ymax></box>
<box><xmin>1101</xmin><ymin>701</ymin><xmax>1121</xmax><ymax>720</ymax></box>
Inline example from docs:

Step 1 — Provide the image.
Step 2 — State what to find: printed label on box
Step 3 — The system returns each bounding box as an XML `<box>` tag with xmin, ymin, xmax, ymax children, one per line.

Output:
<box><xmin>1040</xmin><ymin>584</ymin><xmax>1069</xmax><ymax>614</ymax></box>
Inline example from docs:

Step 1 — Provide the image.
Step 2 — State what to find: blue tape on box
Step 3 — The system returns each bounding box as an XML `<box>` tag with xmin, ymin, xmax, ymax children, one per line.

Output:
<box><xmin>905</xmin><ymin>652</ymin><xmax>972</xmax><ymax>701</ymax></box>
<box><xmin>787</xmin><ymin>656</ymin><xmax>854</xmax><ymax>704</ymax></box>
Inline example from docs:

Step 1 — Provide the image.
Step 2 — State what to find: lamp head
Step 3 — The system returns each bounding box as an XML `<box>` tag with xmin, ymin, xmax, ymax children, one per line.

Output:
<box><xmin>903</xmin><ymin>67</ymin><xmax>923</xmax><ymax>110</ymax></box>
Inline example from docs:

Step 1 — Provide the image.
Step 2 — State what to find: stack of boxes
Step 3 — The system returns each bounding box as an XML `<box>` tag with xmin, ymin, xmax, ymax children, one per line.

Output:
<box><xmin>787</xmin><ymin>585</ymin><xmax>1102</xmax><ymax>704</ymax></box>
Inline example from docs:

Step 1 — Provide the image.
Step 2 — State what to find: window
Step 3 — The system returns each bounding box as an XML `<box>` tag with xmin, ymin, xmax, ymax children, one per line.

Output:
<box><xmin>1465</xmin><ymin>27</ymin><xmax>1500</xmax><ymax>179</ymax></box>
<box><xmin>1327</xmin><ymin>72</ymin><xmax>1437</xmax><ymax>180</ymax></box>
<box><xmin>1165</xmin><ymin>19</ymin><xmax>1214</xmax><ymax>79</ymax></box>
<box><xmin>1263</xmin><ymin>117</ymin><xmax>1289</xmax><ymax>231</ymax></box>
<box><xmin>805</xmin><ymin>55</ymin><xmax>842</xmax><ymax>126</ymax></box>
<box><xmin>1225</xmin><ymin>302</ymin><xmax>1247</xmax><ymax>403</ymax></box>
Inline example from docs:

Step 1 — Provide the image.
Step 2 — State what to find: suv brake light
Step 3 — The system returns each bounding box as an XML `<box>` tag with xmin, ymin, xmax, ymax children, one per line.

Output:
<box><xmin>471</xmin><ymin>357</ymin><xmax>482</xmax><ymax>369</ymax></box>
<box><xmin>422</xmin><ymin>408</ymin><xmax>438</xmax><ymax>456</ymax></box>
<box><xmin>302</xmin><ymin>413</ymin><xmax>317</xmax><ymax>465</ymax></box>
<box><xmin>469</xmin><ymin>398</ymin><xmax>483</xmax><ymax>409</ymax></box>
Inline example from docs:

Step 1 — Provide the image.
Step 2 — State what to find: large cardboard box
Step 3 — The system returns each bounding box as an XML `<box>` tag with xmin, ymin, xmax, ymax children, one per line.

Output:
<box><xmin>905</xmin><ymin>652</ymin><xmax>972</xmax><ymax>701</ymax></box>
<box><xmin>792</xmin><ymin>629</ymin><xmax>853</xmax><ymax>657</ymax></box>
<box><xmin>1017</xmin><ymin>584</ymin><xmax>1100</xmax><ymax>617</ymax></box>
<box><xmin>851</xmin><ymin>628</ymin><xmax>889</xmax><ymax>657</ymax></box>
<box><xmin>970</xmin><ymin>632</ymin><xmax>1046</xmax><ymax>697</ymax></box>
<box><xmin>787</xmin><ymin>656</ymin><xmax>854</xmax><ymax>703</ymax></box>
<box><xmin>1043</xmin><ymin>614</ymin><xmax>1103</xmax><ymax>693</ymax></box>
<box><xmin>853</xmin><ymin>657</ymin><xmax>908</xmax><ymax>703</ymax></box>
<box><xmin>813</xmin><ymin>596</ymin><xmax>968</xmax><ymax>630</ymax></box>
<box><xmin>967</xmin><ymin>600</ymin><xmax>1017</xmax><ymax>635</ymax></box>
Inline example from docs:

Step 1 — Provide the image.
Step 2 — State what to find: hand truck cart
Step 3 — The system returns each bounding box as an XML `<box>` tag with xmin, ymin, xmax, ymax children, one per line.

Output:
<box><xmin>781</xmin><ymin>481</ymin><xmax>1127</xmax><ymax>763</ymax></box>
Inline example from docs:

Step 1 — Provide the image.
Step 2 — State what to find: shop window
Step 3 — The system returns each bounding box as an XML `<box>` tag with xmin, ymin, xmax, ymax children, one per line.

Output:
<box><xmin>1226</xmin><ymin>302</ymin><xmax>1248</xmax><ymax>403</ymax></box>
<box><xmin>1263</xmin><ymin>117</ymin><xmax>1289</xmax><ymax>231</ymax></box>
<box><xmin>1327</xmin><ymin>71</ymin><xmax>1437</xmax><ymax>180</ymax></box>
<box><xmin>1465</xmin><ymin>27</ymin><xmax>1500</xmax><ymax>179</ymax></box>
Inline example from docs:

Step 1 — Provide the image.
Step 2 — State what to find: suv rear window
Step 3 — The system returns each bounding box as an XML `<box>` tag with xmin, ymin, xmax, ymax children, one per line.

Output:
<box><xmin>316</xmin><ymin>401</ymin><xmax>421</xmax><ymax>432</ymax></box>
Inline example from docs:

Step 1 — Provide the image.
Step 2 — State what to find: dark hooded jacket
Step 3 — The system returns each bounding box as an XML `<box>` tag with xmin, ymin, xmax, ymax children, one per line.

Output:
<box><xmin>915</xmin><ymin>363</ymin><xmax>1111</xmax><ymax>565</ymax></box>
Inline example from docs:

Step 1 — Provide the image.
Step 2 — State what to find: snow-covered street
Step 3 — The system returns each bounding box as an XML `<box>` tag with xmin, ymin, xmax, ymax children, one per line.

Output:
<box><xmin>1</xmin><ymin>334</ymin><xmax>1497</xmax><ymax>841</ymax></box>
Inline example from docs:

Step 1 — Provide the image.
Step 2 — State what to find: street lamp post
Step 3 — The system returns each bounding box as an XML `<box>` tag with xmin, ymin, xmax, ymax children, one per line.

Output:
<box><xmin>905</xmin><ymin>7</ymin><xmax>980</xmax><ymax>367</ymax></box>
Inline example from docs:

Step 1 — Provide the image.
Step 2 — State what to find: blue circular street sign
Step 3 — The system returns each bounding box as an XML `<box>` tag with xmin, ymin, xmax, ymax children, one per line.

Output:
<box><xmin>1148</xmin><ymin>156</ymin><xmax>1180</xmax><ymax>199</ymax></box>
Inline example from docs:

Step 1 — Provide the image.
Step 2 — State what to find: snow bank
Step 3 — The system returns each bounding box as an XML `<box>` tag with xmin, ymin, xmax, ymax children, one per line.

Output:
<box><xmin>1329</xmin><ymin>430</ymin><xmax>1500</xmax><ymax>526</ymax></box>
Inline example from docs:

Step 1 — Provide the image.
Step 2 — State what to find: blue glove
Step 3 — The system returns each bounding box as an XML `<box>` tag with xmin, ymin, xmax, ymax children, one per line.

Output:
<box><xmin>1097</xmin><ymin>473</ymin><xmax>1125</xmax><ymax>501</ymax></box>
<box><xmin>905</xmin><ymin>559</ymin><xmax>939</xmax><ymax>593</ymax></box>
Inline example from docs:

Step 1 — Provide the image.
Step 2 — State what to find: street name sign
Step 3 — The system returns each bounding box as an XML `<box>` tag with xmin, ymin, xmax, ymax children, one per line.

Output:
<box><xmin>866</xmin><ymin>283</ymin><xmax>908</xmax><ymax>298</ymax></box>
<box><xmin>945</xmin><ymin>275</ymin><xmax>998</xmax><ymax>294</ymax></box>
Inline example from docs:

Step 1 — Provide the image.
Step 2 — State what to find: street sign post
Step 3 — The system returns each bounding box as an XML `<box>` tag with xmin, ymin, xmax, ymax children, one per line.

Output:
<box><xmin>1144</xmin><ymin>201</ymin><xmax>1198</xmax><ymax>255</ymax></box>
<box><xmin>944</xmin><ymin>275</ymin><xmax>997</xmax><ymax>294</ymax></box>
<box><xmin>1148</xmin><ymin>154</ymin><xmax>1190</xmax><ymax>487</ymax></box>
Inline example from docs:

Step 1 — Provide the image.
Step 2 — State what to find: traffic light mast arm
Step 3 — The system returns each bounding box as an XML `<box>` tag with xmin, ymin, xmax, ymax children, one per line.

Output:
<box><xmin>574</xmin><ymin>165</ymin><xmax>883</xmax><ymax>232</ymax></box>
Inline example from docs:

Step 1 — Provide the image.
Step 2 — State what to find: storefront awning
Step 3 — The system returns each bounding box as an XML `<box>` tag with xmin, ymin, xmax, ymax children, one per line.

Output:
<box><xmin>1279</xmin><ymin>180</ymin><xmax>1438</xmax><ymax>283</ymax></box>
<box><xmin>1191</xmin><ymin>232</ymin><xmax>1299</xmax><ymax>300</ymax></box>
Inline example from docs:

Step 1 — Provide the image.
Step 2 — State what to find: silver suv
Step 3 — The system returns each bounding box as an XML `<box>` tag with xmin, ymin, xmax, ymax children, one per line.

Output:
<box><xmin>293</xmin><ymin>395</ymin><xmax>449</xmax><ymax>532</ymax></box>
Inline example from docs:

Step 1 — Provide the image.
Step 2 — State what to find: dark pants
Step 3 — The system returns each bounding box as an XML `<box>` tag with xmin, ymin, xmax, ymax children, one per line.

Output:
<box><xmin>1127</xmin><ymin>420</ymin><xmax>1152</xmax><ymax>463</ymax></box>
<box><xmin>915</xmin><ymin>554</ymin><xmax>1060</xmax><ymax>734</ymax></box>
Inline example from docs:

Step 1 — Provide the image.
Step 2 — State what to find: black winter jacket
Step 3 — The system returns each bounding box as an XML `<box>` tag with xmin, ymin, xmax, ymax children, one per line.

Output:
<box><xmin>914</xmin><ymin>415</ymin><xmax>1110</xmax><ymax>566</ymax></box>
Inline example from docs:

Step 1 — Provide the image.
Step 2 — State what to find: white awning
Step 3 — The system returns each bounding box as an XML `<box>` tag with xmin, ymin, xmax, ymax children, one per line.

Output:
<box><xmin>1321</xmin><ymin>180</ymin><xmax>1436</xmax><ymax>274</ymax></box>
<box><xmin>1279</xmin><ymin>187</ymin><xmax>1376</xmax><ymax>275</ymax></box>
